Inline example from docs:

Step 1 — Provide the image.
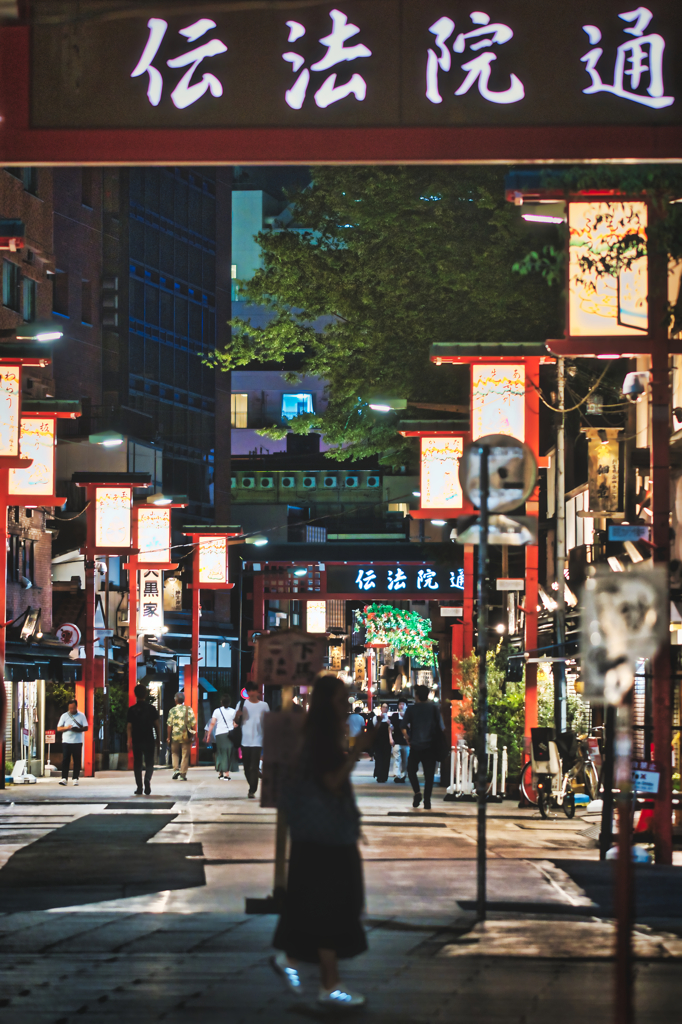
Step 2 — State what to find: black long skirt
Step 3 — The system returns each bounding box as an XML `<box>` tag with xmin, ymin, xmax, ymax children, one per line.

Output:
<box><xmin>273</xmin><ymin>840</ymin><xmax>367</xmax><ymax>963</ymax></box>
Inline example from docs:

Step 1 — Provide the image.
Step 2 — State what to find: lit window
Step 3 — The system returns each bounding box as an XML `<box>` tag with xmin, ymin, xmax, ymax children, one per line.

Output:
<box><xmin>307</xmin><ymin>601</ymin><xmax>326</xmax><ymax>633</ymax></box>
<box><xmin>231</xmin><ymin>393</ymin><xmax>248</xmax><ymax>428</ymax></box>
<box><xmin>282</xmin><ymin>393</ymin><xmax>313</xmax><ymax>420</ymax></box>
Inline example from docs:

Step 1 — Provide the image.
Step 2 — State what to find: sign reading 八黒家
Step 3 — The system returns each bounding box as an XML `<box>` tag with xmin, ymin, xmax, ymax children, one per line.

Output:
<box><xmin>31</xmin><ymin>3</ymin><xmax>682</xmax><ymax>129</ymax></box>
<box><xmin>138</xmin><ymin>568</ymin><xmax>164</xmax><ymax>635</ymax></box>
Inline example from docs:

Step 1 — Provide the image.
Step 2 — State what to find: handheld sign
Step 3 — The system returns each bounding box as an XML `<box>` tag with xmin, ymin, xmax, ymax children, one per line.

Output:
<box><xmin>254</xmin><ymin>631</ymin><xmax>326</xmax><ymax>689</ymax></box>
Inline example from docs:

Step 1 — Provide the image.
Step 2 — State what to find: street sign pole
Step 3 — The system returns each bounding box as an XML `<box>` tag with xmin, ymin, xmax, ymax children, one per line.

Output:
<box><xmin>614</xmin><ymin>691</ymin><xmax>635</xmax><ymax>1024</ymax></box>
<box><xmin>475</xmin><ymin>444</ymin><xmax>489</xmax><ymax>923</ymax></box>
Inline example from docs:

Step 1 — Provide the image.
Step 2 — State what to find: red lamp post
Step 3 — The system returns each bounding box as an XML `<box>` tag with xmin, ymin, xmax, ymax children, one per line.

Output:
<box><xmin>124</xmin><ymin>498</ymin><xmax>186</xmax><ymax>767</ymax></box>
<box><xmin>72</xmin><ymin>472</ymin><xmax>151</xmax><ymax>777</ymax></box>
<box><xmin>181</xmin><ymin>526</ymin><xmax>241</xmax><ymax>766</ymax></box>
<box><xmin>0</xmin><ymin>338</ymin><xmax>68</xmax><ymax>789</ymax></box>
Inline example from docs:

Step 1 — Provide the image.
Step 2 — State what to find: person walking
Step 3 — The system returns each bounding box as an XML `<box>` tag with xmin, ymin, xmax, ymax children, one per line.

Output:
<box><xmin>57</xmin><ymin>698</ymin><xmax>88</xmax><ymax>786</ymax></box>
<box><xmin>347</xmin><ymin>704</ymin><xmax>365</xmax><ymax>752</ymax></box>
<box><xmin>166</xmin><ymin>691</ymin><xmax>196</xmax><ymax>781</ymax></box>
<box><xmin>371</xmin><ymin>702</ymin><xmax>392</xmax><ymax>783</ymax></box>
<box><xmin>402</xmin><ymin>685</ymin><xmax>445</xmax><ymax>810</ymax></box>
<box><xmin>126</xmin><ymin>684</ymin><xmax>160</xmax><ymax>796</ymax></box>
<box><xmin>235</xmin><ymin>682</ymin><xmax>268</xmax><ymax>799</ymax></box>
<box><xmin>206</xmin><ymin>695</ymin><xmax>238</xmax><ymax>780</ymax></box>
<box><xmin>271</xmin><ymin>672</ymin><xmax>373</xmax><ymax>1008</ymax></box>
<box><xmin>390</xmin><ymin>699</ymin><xmax>409</xmax><ymax>783</ymax></box>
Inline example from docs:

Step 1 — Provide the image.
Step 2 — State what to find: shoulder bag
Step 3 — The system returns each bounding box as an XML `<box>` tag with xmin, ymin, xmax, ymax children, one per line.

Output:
<box><xmin>228</xmin><ymin>702</ymin><xmax>243</xmax><ymax>748</ymax></box>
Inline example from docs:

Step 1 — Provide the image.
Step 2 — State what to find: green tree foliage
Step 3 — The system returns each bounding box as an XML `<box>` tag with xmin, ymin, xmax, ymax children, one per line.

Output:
<box><xmin>454</xmin><ymin>646</ymin><xmax>526</xmax><ymax>776</ymax></box>
<box><xmin>210</xmin><ymin>167</ymin><xmax>561</xmax><ymax>463</ymax></box>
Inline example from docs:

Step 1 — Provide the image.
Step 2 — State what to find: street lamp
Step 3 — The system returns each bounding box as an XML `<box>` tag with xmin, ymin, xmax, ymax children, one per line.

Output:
<box><xmin>89</xmin><ymin>430</ymin><xmax>124</xmax><ymax>447</ymax></box>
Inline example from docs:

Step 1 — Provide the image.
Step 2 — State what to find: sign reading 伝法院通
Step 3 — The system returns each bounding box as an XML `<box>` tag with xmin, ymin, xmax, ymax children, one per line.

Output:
<box><xmin>30</xmin><ymin>2</ymin><xmax>682</xmax><ymax>132</ymax></box>
<box><xmin>326</xmin><ymin>563</ymin><xmax>464</xmax><ymax>594</ymax></box>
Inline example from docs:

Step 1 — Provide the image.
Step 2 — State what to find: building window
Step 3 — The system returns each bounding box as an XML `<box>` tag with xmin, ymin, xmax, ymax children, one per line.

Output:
<box><xmin>52</xmin><ymin>270</ymin><xmax>69</xmax><ymax>317</ymax></box>
<box><xmin>2</xmin><ymin>259</ymin><xmax>20</xmax><ymax>311</ymax></box>
<box><xmin>282</xmin><ymin>393</ymin><xmax>313</xmax><ymax>420</ymax></box>
<box><xmin>22</xmin><ymin>277</ymin><xmax>36</xmax><ymax>321</ymax></box>
<box><xmin>81</xmin><ymin>278</ymin><xmax>92</xmax><ymax>325</ymax></box>
<box><xmin>23</xmin><ymin>168</ymin><xmax>38</xmax><ymax>196</ymax></box>
<box><xmin>231</xmin><ymin>393</ymin><xmax>248</xmax><ymax>428</ymax></box>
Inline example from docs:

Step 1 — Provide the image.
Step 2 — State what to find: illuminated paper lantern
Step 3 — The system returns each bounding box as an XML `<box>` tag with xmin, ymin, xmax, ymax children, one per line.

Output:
<box><xmin>472</xmin><ymin>364</ymin><xmax>525</xmax><ymax>440</ymax></box>
<box><xmin>421</xmin><ymin>436</ymin><xmax>463</xmax><ymax>509</ymax></box>
<box><xmin>9</xmin><ymin>416</ymin><xmax>54</xmax><ymax>496</ymax></box>
<box><xmin>95</xmin><ymin>487</ymin><xmax>132</xmax><ymax>549</ymax></box>
<box><xmin>568</xmin><ymin>202</ymin><xmax>648</xmax><ymax>336</ymax></box>
<box><xmin>306</xmin><ymin>600</ymin><xmax>326</xmax><ymax>633</ymax></box>
<box><xmin>0</xmin><ymin>365</ymin><xmax>20</xmax><ymax>457</ymax></box>
<box><xmin>198</xmin><ymin>536</ymin><xmax>228</xmax><ymax>585</ymax></box>
<box><xmin>137</xmin><ymin>506</ymin><xmax>171</xmax><ymax>564</ymax></box>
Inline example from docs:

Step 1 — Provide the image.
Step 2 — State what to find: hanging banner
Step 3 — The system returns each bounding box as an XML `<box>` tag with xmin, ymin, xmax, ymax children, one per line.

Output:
<box><xmin>471</xmin><ymin>364</ymin><xmax>525</xmax><ymax>441</ymax></box>
<box><xmin>586</xmin><ymin>428</ymin><xmax>621</xmax><ymax>514</ymax></box>
<box><xmin>198</xmin><ymin>535</ymin><xmax>228</xmax><ymax>585</ymax></box>
<box><xmin>95</xmin><ymin>487</ymin><xmax>132</xmax><ymax>549</ymax></box>
<box><xmin>421</xmin><ymin>436</ymin><xmax>464</xmax><ymax>510</ymax></box>
<box><xmin>9</xmin><ymin>417</ymin><xmax>55</xmax><ymax>496</ymax></box>
<box><xmin>0</xmin><ymin>366</ymin><xmax>20</xmax><ymax>457</ymax></box>
<box><xmin>137</xmin><ymin>506</ymin><xmax>171</xmax><ymax>563</ymax></box>
<box><xmin>138</xmin><ymin>568</ymin><xmax>164</xmax><ymax>635</ymax></box>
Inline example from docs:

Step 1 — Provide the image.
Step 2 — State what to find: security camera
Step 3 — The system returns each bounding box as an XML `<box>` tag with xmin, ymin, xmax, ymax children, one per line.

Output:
<box><xmin>18</xmin><ymin>575</ymin><xmax>33</xmax><ymax>589</ymax></box>
<box><xmin>622</xmin><ymin>371</ymin><xmax>649</xmax><ymax>403</ymax></box>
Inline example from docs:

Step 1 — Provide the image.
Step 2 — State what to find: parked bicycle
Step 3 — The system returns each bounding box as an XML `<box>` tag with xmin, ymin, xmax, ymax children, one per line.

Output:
<box><xmin>520</xmin><ymin>727</ymin><xmax>602</xmax><ymax>811</ymax></box>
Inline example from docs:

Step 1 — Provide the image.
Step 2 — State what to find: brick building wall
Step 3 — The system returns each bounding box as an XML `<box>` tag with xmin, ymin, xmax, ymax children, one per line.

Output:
<box><xmin>6</xmin><ymin>507</ymin><xmax>53</xmax><ymax>631</ymax></box>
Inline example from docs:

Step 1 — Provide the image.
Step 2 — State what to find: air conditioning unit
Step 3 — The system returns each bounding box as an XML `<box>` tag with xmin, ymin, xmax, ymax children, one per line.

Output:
<box><xmin>231</xmin><ymin>476</ymin><xmax>237</xmax><ymax>489</ymax></box>
<box><xmin>281</xmin><ymin>476</ymin><xmax>296</xmax><ymax>489</ymax></box>
<box><xmin>323</xmin><ymin>475</ymin><xmax>338</xmax><ymax>488</ymax></box>
<box><xmin>366</xmin><ymin>475</ymin><xmax>381</xmax><ymax>488</ymax></box>
<box><xmin>302</xmin><ymin>475</ymin><xmax>317</xmax><ymax>490</ymax></box>
<box><xmin>260</xmin><ymin>476</ymin><xmax>274</xmax><ymax>489</ymax></box>
<box><xmin>344</xmin><ymin>476</ymin><xmax>359</xmax><ymax>488</ymax></box>
<box><xmin>241</xmin><ymin>476</ymin><xmax>255</xmax><ymax>489</ymax></box>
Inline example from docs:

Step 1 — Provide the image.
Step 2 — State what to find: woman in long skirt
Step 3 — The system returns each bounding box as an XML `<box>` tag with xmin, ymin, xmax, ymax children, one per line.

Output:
<box><xmin>271</xmin><ymin>673</ymin><xmax>374</xmax><ymax>1008</ymax></box>
<box><xmin>372</xmin><ymin>702</ymin><xmax>393</xmax><ymax>783</ymax></box>
<box><xmin>206</xmin><ymin>695</ymin><xmax>238</xmax><ymax>780</ymax></box>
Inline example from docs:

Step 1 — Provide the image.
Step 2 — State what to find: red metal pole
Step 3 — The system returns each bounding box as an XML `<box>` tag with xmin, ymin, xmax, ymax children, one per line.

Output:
<box><xmin>463</xmin><ymin>545</ymin><xmax>475</xmax><ymax>658</ymax></box>
<box><xmin>81</xmin><ymin>554</ymin><xmax>97</xmax><ymax>777</ymax></box>
<box><xmin>0</xmin><ymin>497</ymin><xmax>7</xmax><ymax>790</ymax></box>
<box><xmin>649</xmin><ymin>202</ymin><xmax>673</xmax><ymax>866</ymax></box>
<box><xmin>367</xmin><ymin>651</ymin><xmax>373</xmax><ymax>714</ymax></box>
<box><xmin>190</xmin><ymin>543</ymin><xmax>200</xmax><ymax>766</ymax></box>
<box><xmin>127</xmin><ymin>558</ymin><xmax>138</xmax><ymax>769</ymax></box>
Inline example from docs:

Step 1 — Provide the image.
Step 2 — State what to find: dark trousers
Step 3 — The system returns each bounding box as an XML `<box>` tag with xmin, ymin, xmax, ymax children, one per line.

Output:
<box><xmin>133</xmin><ymin>741</ymin><xmax>155</xmax><ymax>790</ymax></box>
<box><xmin>242</xmin><ymin>745</ymin><xmax>261</xmax><ymax>793</ymax></box>
<box><xmin>61</xmin><ymin>743</ymin><xmax>82</xmax><ymax>780</ymax></box>
<box><xmin>407</xmin><ymin>747</ymin><xmax>437</xmax><ymax>804</ymax></box>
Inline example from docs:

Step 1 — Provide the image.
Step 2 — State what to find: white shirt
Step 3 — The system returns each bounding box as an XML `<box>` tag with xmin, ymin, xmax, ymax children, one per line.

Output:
<box><xmin>211</xmin><ymin>706</ymin><xmax>236</xmax><ymax>736</ymax></box>
<box><xmin>240</xmin><ymin>700</ymin><xmax>269</xmax><ymax>747</ymax></box>
<box><xmin>58</xmin><ymin>711</ymin><xmax>88</xmax><ymax>744</ymax></box>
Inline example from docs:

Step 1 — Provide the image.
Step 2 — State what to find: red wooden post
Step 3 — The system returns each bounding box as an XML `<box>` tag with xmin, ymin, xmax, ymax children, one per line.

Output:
<box><xmin>462</xmin><ymin>545</ymin><xmax>475</xmax><ymax>658</ymax></box>
<box><xmin>190</xmin><ymin>543</ymin><xmax>201</xmax><ymax>767</ymax></box>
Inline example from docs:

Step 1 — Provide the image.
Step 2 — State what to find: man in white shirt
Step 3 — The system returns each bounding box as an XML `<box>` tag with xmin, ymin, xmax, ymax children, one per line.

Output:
<box><xmin>235</xmin><ymin>681</ymin><xmax>269</xmax><ymax>799</ymax></box>
<box><xmin>57</xmin><ymin>699</ymin><xmax>89</xmax><ymax>786</ymax></box>
<box><xmin>206</xmin><ymin>695</ymin><xmax>237</xmax><ymax>780</ymax></box>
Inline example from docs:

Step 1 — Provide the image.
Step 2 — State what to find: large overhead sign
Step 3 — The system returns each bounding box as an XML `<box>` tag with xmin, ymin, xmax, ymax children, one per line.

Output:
<box><xmin>9</xmin><ymin>2</ymin><xmax>681</xmax><ymax>162</ymax></box>
<box><xmin>327</xmin><ymin>563</ymin><xmax>464</xmax><ymax>595</ymax></box>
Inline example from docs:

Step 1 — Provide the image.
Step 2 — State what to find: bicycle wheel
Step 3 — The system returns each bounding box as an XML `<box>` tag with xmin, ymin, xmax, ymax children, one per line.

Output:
<box><xmin>563</xmin><ymin>791</ymin><xmax>575</xmax><ymax>818</ymax></box>
<box><xmin>538</xmin><ymin>790</ymin><xmax>550</xmax><ymax>819</ymax></box>
<box><xmin>520</xmin><ymin>760</ymin><xmax>538</xmax><ymax>805</ymax></box>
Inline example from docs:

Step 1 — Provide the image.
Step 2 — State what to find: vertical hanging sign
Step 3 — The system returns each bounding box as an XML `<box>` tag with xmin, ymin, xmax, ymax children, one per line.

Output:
<box><xmin>586</xmin><ymin>428</ymin><xmax>622</xmax><ymax>514</ymax></box>
<box><xmin>9</xmin><ymin>417</ymin><xmax>55</xmax><ymax>496</ymax></box>
<box><xmin>471</xmin><ymin>364</ymin><xmax>525</xmax><ymax>441</ymax></box>
<box><xmin>198</xmin><ymin>536</ymin><xmax>228</xmax><ymax>585</ymax></box>
<box><xmin>137</xmin><ymin>506</ymin><xmax>171</xmax><ymax>563</ymax></box>
<box><xmin>138</xmin><ymin>568</ymin><xmax>164</xmax><ymax>635</ymax></box>
<box><xmin>95</xmin><ymin>487</ymin><xmax>132</xmax><ymax>549</ymax></box>
<box><xmin>421</xmin><ymin>436</ymin><xmax>464</xmax><ymax>510</ymax></box>
<box><xmin>0</xmin><ymin>366</ymin><xmax>20</xmax><ymax>457</ymax></box>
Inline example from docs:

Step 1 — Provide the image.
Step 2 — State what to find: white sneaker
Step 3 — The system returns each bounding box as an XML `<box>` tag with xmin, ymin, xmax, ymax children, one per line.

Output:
<box><xmin>58</xmin><ymin>778</ymin><xmax>67</xmax><ymax>786</ymax></box>
<box><xmin>73</xmin><ymin>779</ymin><xmax>79</xmax><ymax>786</ymax></box>
<box><xmin>270</xmin><ymin>951</ymin><xmax>304</xmax><ymax>995</ymax></box>
<box><xmin>318</xmin><ymin>986</ymin><xmax>365</xmax><ymax>1007</ymax></box>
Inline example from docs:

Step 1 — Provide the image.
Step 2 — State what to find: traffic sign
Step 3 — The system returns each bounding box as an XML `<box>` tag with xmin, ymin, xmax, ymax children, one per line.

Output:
<box><xmin>459</xmin><ymin>434</ymin><xmax>537</xmax><ymax>513</ymax></box>
<box><xmin>581</xmin><ymin>567</ymin><xmax>668</xmax><ymax>704</ymax></box>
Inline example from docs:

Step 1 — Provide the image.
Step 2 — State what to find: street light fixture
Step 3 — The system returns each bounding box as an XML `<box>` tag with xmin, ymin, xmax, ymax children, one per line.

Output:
<box><xmin>89</xmin><ymin>430</ymin><xmax>124</xmax><ymax>447</ymax></box>
<box><xmin>245</xmin><ymin>534</ymin><xmax>268</xmax><ymax>546</ymax></box>
<box><xmin>368</xmin><ymin>397</ymin><xmax>408</xmax><ymax>412</ymax></box>
<box><xmin>12</xmin><ymin>321</ymin><xmax>64</xmax><ymax>342</ymax></box>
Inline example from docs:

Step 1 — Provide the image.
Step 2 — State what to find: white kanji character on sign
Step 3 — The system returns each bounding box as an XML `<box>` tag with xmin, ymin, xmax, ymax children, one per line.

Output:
<box><xmin>426</xmin><ymin>11</ymin><xmax>524</xmax><ymax>106</ymax></box>
<box><xmin>283</xmin><ymin>9</ymin><xmax>372</xmax><ymax>110</ymax></box>
<box><xmin>450</xmin><ymin>569</ymin><xmax>465</xmax><ymax>590</ymax></box>
<box><xmin>581</xmin><ymin>7</ymin><xmax>674</xmax><ymax>109</ymax></box>
<box><xmin>417</xmin><ymin>569</ymin><xmax>439</xmax><ymax>591</ymax></box>
<box><xmin>387</xmin><ymin>568</ymin><xmax>407</xmax><ymax>591</ymax></box>
<box><xmin>131</xmin><ymin>17</ymin><xmax>227</xmax><ymax>109</ymax></box>
<box><xmin>355</xmin><ymin>568</ymin><xmax>377</xmax><ymax>591</ymax></box>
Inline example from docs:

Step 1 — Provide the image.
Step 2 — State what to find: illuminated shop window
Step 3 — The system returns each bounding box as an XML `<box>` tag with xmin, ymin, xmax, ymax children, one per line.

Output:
<box><xmin>282</xmin><ymin>393</ymin><xmax>313</xmax><ymax>420</ymax></box>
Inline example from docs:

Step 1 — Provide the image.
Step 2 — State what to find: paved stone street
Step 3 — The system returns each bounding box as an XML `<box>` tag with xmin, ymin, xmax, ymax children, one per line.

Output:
<box><xmin>1</xmin><ymin>761</ymin><xmax>681</xmax><ymax>1023</ymax></box>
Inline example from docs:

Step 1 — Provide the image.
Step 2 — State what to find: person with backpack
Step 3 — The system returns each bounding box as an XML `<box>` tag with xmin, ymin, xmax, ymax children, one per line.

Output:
<box><xmin>206</xmin><ymin>694</ymin><xmax>239</xmax><ymax>780</ymax></box>
<box><xmin>401</xmin><ymin>685</ymin><xmax>445</xmax><ymax>810</ymax></box>
<box><xmin>166</xmin><ymin>690</ymin><xmax>196</xmax><ymax>781</ymax></box>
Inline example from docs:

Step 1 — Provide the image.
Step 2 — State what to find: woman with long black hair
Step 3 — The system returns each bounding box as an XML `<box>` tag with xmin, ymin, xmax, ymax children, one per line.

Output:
<box><xmin>270</xmin><ymin>672</ymin><xmax>373</xmax><ymax>1008</ymax></box>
